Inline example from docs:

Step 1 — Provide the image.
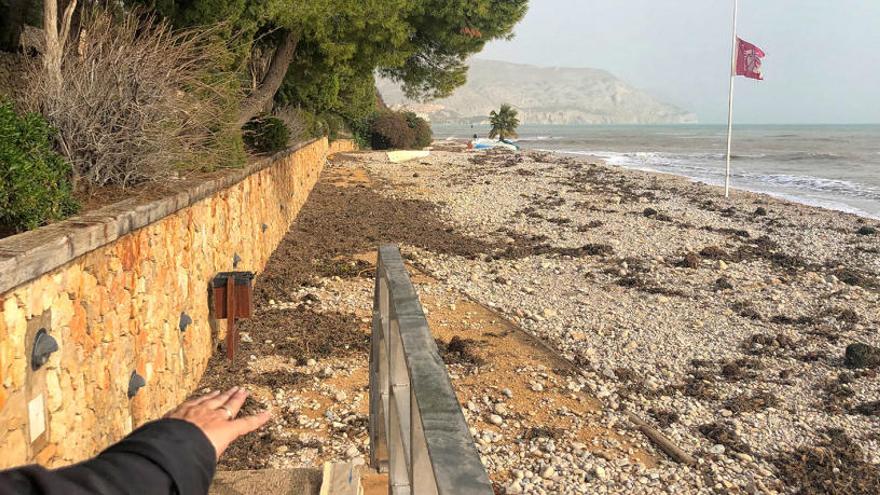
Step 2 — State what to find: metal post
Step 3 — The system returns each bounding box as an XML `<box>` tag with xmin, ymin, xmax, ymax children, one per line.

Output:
<box><xmin>225</xmin><ymin>275</ymin><xmax>236</xmax><ymax>360</ymax></box>
<box><xmin>724</xmin><ymin>0</ymin><xmax>739</xmax><ymax>199</ymax></box>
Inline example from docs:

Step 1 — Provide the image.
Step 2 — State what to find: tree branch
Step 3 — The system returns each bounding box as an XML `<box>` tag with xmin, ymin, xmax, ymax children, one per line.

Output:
<box><xmin>237</xmin><ymin>29</ymin><xmax>300</xmax><ymax>126</ymax></box>
<box><xmin>59</xmin><ymin>0</ymin><xmax>78</xmax><ymax>51</ymax></box>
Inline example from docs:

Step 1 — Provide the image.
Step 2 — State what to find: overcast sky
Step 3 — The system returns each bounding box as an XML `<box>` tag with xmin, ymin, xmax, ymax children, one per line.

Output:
<box><xmin>478</xmin><ymin>0</ymin><xmax>880</xmax><ymax>124</ymax></box>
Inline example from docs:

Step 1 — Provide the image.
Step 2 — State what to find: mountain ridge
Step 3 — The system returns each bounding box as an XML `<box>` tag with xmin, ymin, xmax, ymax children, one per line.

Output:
<box><xmin>378</xmin><ymin>59</ymin><xmax>697</xmax><ymax>125</ymax></box>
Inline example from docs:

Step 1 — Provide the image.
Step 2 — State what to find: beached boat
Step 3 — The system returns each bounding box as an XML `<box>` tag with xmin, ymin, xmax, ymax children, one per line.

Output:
<box><xmin>472</xmin><ymin>138</ymin><xmax>519</xmax><ymax>151</ymax></box>
<box><xmin>387</xmin><ymin>150</ymin><xmax>431</xmax><ymax>163</ymax></box>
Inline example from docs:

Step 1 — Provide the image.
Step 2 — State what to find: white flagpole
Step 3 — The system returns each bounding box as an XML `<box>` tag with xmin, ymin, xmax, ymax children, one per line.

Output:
<box><xmin>724</xmin><ymin>0</ymin><xmax>739</xmax><ymax>198</ymax></box>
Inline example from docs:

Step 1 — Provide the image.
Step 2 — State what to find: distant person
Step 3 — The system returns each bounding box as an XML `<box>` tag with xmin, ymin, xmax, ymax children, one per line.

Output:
<box><xmin>0</xmin><ymin>387</ymin><xmax>270</xmax><ymax>495</ymax></box>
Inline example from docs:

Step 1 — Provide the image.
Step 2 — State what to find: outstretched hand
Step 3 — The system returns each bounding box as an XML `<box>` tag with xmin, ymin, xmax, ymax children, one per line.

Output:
<box><xmin>166</xmin><ymin>386</ymin><xmax>271</xmax><ymax>460</ymax></box>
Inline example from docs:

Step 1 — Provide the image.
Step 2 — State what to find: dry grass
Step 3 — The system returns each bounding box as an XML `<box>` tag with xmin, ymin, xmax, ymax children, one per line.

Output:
<box><xmin>23</xmin><ymin>8</ymin><xmax>243</xmax><ymax>189</ymax></box>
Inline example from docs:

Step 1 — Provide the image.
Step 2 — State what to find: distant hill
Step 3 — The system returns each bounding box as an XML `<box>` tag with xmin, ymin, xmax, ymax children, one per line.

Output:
<box><xmin>377</xmin><ymin>59</ymin><xmax>697</xmax><ymax>125</ymax></box>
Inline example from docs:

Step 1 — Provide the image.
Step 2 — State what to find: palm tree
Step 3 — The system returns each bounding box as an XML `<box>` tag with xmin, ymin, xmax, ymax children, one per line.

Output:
<box><xmin>488</xmin><ymin>104</ymin><xmax>520</xmax><ymax>141</ymax></box>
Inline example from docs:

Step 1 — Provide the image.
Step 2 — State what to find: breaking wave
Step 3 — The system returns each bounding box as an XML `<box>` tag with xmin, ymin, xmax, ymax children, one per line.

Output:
<box><xmin>541</xmin><ymin>148</ymin><xmax>880</xmax><ymax>216</ymax></box>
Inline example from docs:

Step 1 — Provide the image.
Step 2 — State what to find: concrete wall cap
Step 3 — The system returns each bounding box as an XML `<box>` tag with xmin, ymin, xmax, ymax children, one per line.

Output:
<box><xmin>0</xmin><ymin>139</ymin><xmax>323</xmax><ymax>294</ymax></box>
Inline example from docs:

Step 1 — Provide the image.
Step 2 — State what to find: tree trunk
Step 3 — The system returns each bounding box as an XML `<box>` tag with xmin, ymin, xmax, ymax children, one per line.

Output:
<box><xmin>237</xmin><ymin>29</ymin><xmax>300</xmax><ymax>126</ymax></box>
<box><xmin>42</xmin><ymin>0</ymin><xmax>77</xmax><ymax>94</ymax></box>
<box><xmin>43</xmin><ymin>0</ymin><xmax>61</xmax><ymax>91</ymax></box>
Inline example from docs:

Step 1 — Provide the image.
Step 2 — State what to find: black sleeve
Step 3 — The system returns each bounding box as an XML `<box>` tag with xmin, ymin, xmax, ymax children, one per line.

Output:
<box><xmin>0</xmin><ymin>418</ymin><xmax>216</xmax><ymax>495</ymax></box>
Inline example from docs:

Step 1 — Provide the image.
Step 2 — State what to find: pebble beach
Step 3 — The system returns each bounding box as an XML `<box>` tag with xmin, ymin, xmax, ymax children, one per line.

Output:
<box><xmin>200</xmin><ymin>143</ymin><xmax>880</xmax><ymax>494</ymax></box>
<box><xmin>362</xmin><ymin>143</ymin><xmax>880</xmax><ymax>493</ymax></box>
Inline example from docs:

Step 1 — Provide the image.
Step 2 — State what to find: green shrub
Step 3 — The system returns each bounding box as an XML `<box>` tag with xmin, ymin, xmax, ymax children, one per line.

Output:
<box><xmin>311</xmin><ymin>118</ymin><xmax>330</xmax><ymax>139</ymax></box>
<box><xmin>370</xmin><ymin>111</ymin><xmax>415</xmax><ymax>150</ymax></box>
<box><xmin>321</xmin><ymin>113</ymin><xmax>347</xmax><ymax>141</ymax></box>
<box><xmin>406</xmin><ymin>112</ymin><xmax>433</xmax><ymax>148</ymax></box>
<box><xmin>349</xmin><ymin>115</ymin><xmax>374</xmax><ymax>149</ymax></box>
<box><xmin>272</xmin><ymin>106</ymin><xmax>310</xmax><ymax>143</ymax></box>
<box><xmin>243</xmin><ymin>116</ymin><xmax>291</xmax><ymax>154</ymax></box>
<box><xmin>0</xmin><ymin>100</ymin><xmax>79</xmax><ymax>232</ymax></box>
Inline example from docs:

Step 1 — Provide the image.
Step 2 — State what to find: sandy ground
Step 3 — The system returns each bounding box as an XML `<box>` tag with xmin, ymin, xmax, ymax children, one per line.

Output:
<box><xmin>199</xmin><ymin>145</ymin><xmax>880</xmax><ymax>494</ymax></box>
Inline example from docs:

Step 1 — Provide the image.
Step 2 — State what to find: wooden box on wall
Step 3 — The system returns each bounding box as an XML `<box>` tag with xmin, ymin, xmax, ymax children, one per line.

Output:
<box><xmin>211</xmin><ymin>272</ymin><xmax>255</xmax><ymax>318</ymax></box>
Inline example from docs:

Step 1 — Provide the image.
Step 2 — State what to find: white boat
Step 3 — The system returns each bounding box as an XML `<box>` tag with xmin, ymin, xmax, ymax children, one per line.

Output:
<box><xmin>472</xmin><ymin>138</ymin><xmax>519</xmax><ymax>151</ymax></box>
<box><xmin>387</xmin><ymin>150</ymin><xmax>431</xmax><ymax>163</ymax></box>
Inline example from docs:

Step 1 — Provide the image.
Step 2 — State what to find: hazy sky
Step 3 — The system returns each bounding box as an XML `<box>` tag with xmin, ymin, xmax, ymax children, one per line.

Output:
<box><xmin>479</xmin><ymin>0</ymin><xmax>880</xmax><ymax>124</ymax></box>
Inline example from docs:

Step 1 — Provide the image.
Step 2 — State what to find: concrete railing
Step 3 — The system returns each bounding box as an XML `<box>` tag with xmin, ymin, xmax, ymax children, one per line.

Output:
<box><xmin>369</xmin><ymin>245</ymin><xmax>494</xmax><ymax>495</ymax></box>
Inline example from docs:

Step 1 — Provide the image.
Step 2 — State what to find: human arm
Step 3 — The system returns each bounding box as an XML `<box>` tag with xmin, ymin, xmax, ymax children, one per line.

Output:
<box><xmin>0</xmin><ymin>387</ymin><xmax>270</xmax><ymax>495</ymax></box>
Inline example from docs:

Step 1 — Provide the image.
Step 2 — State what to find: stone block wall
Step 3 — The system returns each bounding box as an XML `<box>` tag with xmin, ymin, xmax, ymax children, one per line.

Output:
<box><xmin>0</xmin><ymin>138</ymin><xmax>356</xmax><ymax>468</ymax></box>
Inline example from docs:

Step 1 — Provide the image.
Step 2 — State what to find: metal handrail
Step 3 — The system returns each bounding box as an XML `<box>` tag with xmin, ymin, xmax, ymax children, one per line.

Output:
<box><xmin>369</xmin><ymin>245</ymin><xmax>494</xmax><ymax>495</ymax></box>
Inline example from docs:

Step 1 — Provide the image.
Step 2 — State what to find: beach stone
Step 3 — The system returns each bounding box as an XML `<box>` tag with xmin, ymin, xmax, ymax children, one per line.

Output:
<box><xmin>709</xmin><ymin>444</ymin><xmax>725</xmax><ymax>455</ymax></box>
<box><xmin>845</xmin><ymin>342</ymin><xmax>880</xmax><ymax>368</ymax></box>
<box><xmin>488</xmin><ymin>414</ymin><xmax>504</xmax><ymax>426</ymax></box>
<box><xmin>857</xmin><ymin>226</ymin><xmax>876</xmax><ymax>236</ymax></box>
<box><xmin>505</xmin><ymin>481</ymin><xmax>524</xmax><ymax>494</ymax></box>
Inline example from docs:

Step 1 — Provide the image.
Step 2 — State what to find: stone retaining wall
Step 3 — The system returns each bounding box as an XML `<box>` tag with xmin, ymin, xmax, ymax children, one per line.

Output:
<box><xmin>0</xmin><ymin>138</ymin><xmax>356</xmax><ymax>468</ymax></box>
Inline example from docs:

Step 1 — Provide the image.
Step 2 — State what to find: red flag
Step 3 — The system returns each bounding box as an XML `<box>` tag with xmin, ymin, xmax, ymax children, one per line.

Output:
<box><xmin>736</xmin><ymin>37</ymin><xmax>765</xmax><ymax>80</ymax></box>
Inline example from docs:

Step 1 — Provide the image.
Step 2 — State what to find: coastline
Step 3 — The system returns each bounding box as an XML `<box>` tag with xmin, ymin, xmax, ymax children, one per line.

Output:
<box><xmin>363</xmin><ymin>143</ymin><xmax>880</xmax><ymax>492</ymax></box>
<box><xmin>434</xmin><ymin>123</ymin><xmax>880</xmax><ymax>221</ymax></box>
<box><xmin>542</xmin><ymin>148</ymin><xmax>880</xmax><ymax>221</ymax></box>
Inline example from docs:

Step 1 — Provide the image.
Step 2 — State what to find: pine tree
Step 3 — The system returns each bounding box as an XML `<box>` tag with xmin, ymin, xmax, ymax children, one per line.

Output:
<box><xmin>133</xmin><ymin>0</ymin><xmax>529</xmax><ymax>125</ymax></box>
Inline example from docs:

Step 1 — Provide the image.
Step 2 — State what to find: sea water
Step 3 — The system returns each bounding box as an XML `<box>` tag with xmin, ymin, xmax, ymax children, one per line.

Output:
<box><xmin>434</xmin><ymin>124</ymin><xmax>880</xmax><ymax>219</ymax></box>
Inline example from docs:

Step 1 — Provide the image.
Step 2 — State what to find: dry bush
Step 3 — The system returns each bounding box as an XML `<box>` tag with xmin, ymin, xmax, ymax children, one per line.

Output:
<box><xmin>23</xmin><ymin>8</ymin><xmax>243</xmax><ymax>189</ymax></box>
<box><xmin>0</xmin><ymin>52</ymin><xmax>24</xmax><ymax>100</ymax></box>
<box><xmin>271</xmin><ymin>106</ymin><xmax>310</xmax><ymax>144</ymax></box>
